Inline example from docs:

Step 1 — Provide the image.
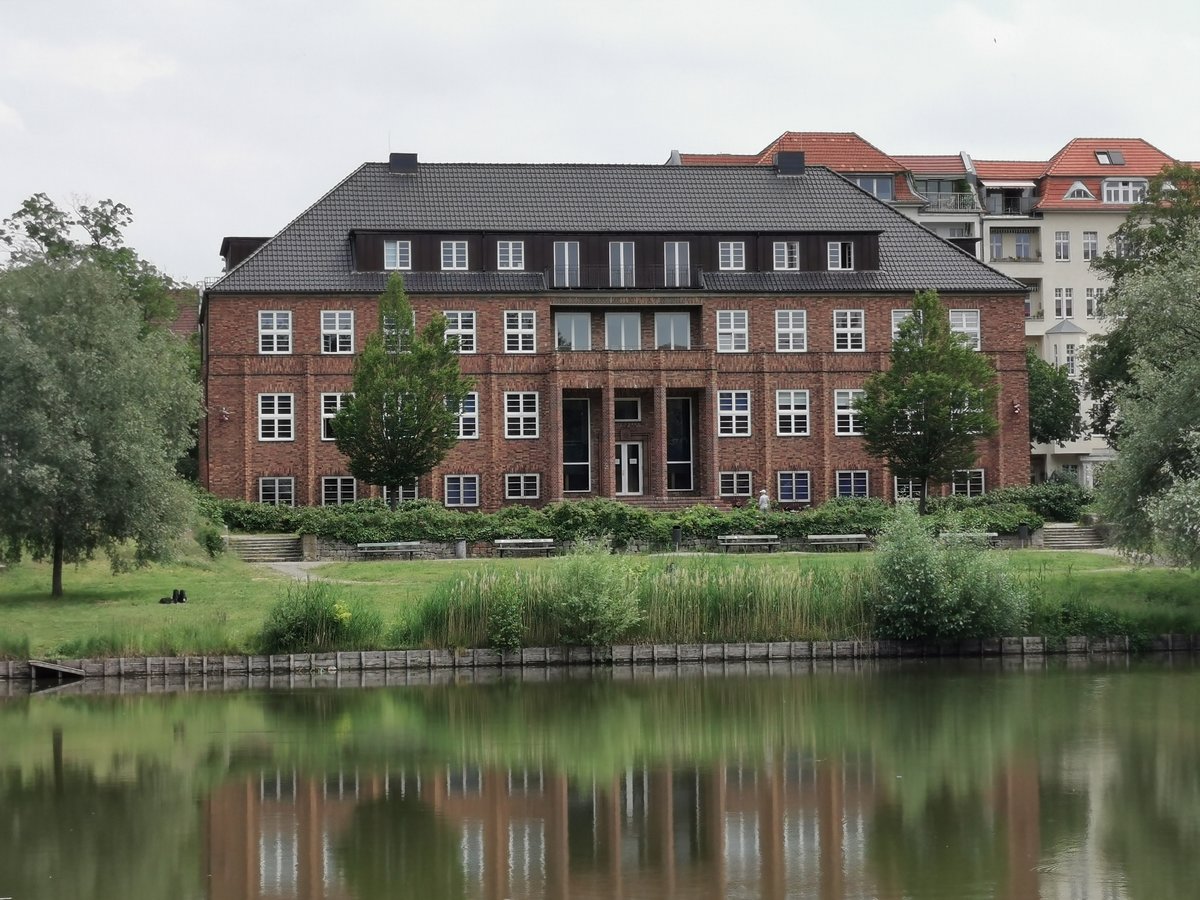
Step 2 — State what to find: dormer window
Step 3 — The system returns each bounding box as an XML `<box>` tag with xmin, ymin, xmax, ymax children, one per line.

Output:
<box><xmin>1095</xmin><ymin>150</ymin><xmax>1125</xmax><ymax>165</ymax></box>
<box><xmin>827</xmin><ymin>241</ymin><xmax>854</xmax><ymax>271</ymax></box>
<box><xmin>497</xmin><ymin>240</ymin><xmax>524</xmax><ymax>270</ymax></box>
<box><xmin>1063</xmin><ymin>181</ymin><xmax>1095</xmax><ymax>200</ymax></box>
<box><xmin>850</xmin><ymin>175</ymin><xmax>894</xmax><ymax>201</ymax></box>
<box><xmin>384</xmin><ymin>240</ymin><xmax>412</xmax><ymax>270</ymax></box>
<box><xmin>773</xmin><ymin>241</ymin><xmax>799</xmax><ymax>271</ymax></box>
<box><xmin>441</xmin><ymin>240</ymin><xmax>468</xmax><ymax>270</ymax></box>
<box><xmin>1103</xmin><ymin>179</ymin><xmax>1147</xmax><ymax>204</ymax></box>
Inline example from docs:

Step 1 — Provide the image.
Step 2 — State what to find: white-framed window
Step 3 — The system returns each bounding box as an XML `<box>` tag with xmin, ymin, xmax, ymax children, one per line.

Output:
<box><xmin>719</xmin><ymin>241</ymin><xmax>745</xmax><ymax>271</ymax></box>
<box><xmin>443</xmin><ymin>311</ymin><xmax>476</xmax><ymax>353</ymax></box>
<box><xmin>834</xmin><ymin>309</ymin><xmax>865</xmax><ymax>351</ymax></box>
<box><xmin>258</xmin><ymin>477</ymin><xmax>295</xmax><ymax>506</ymax></box>
<box><xmin>504</xmin><ymin>391</ymin><xmax>539</xmax><ymax>439</ymax></box>
<box><xmin>1082</xmin><ymin>231</ymin><xmax>1098</xmax><ymax>261</ymax></box>
<box><xmin>894</xmin><ymin>476</ymin><xmax>924</xmax><ymax>502</ymax></box>
<box><xmin>258</xmin><ymin>311</ymin><xmax>292</xmax><ymax>354</ymax></box>
<box><xmin>258</xmin><ymin>394</ymin><xmax>294</xmax><ymax>441</ymax></box>
<box><xmin>952</xmin><ymin>469</ymin><xmax>986</xmax><ymax>497</ymax></box>
<box><xmin>505</xmin><ymin>310</ymin><xmax>536</xmax><ymax>353</ymax></box>
<box><xmin>555</xmin><ymin>311</ymin><xmax>591</xmax><ymax>350</ymax></box>
<box><xmin>1065</xmin><ymin>343</ymin><xmax>1077</xmax><ymax>376</ymax></box>
<box><xmin>605</xmin><ymin>311</ymin><xmax>641</xmax><ymax>350</ymax></box>
<box><xmin>717</xmin><ymin>390</ymin><xmax>751</xmax><ymax>436</ymax></box>
<box><xmin>949</xmin><ymin>309</ymin><xmax>981</xmax><ymax>351</ymax></box>
<box><xmin>1054</xmin><ymin>231</ymin><xmax>1070</xmax><ymax>261</ymax></box>
<box><xmin>614</xmin><ymin>398</ymin><xmax>641</xmax><ymax>422</ymax></box>
<box><xmin>383</xmin><ymin>240</ymin><xmax>412</xmax><ymax>270</ymax></box>
<box><xmin>1063</xmin><ymin>181</ymin><xmax>1095</xmax><ymax>200</ymax></box>
<box><xmin>990</xmin><ymin>232</ymin><xmax>1004</xmax><ymax>260</ymax></box>
<box><xmin>322</xmin><ymin>476</ymin><xmax>356</xmax><ymax>506</ymax></box>
<box><xmin>891</xmin><ymin>309</ymin><xmax>915</xmax><ymax>342</ymax></box>
<box><xmin>773</xmin><ymin>241</ymin><xmax>800</xmax><ymax>271</ymax></box>
<box><xmin>382</xmin><ymin>311</ymin><xmax>414</xmax><ymax>354</ymax></box>
<box><xmin>441</xmin><ymin>240</ymin><xmax>468</xmax><ymax>270</ymax></box>
<box><xmin>444</xmin><ymin>474</ymin><xmax>480</xmax><ymax>507</ymax></box>
<box><xmin>655</xmin><ymin>311</ymin><xmax>690</xmax><ymax>349</ymax></box>
<box><xmin>836</xmin><ymin>470</ymin><xmax>869</xmax><ymax>498</ymax></box>
<box><xmin>505</xmin><ymin>473</ymin><xmax>540</xmax><ymax>500</ymax></box>
<box><xmin>850</xmin><ymin>175</ymin><xmax>894</xmax><ymax>200</ymax></box>
<box><xmin>321</xmin><ymin>310</ymin><xmax>354</xmax><ymax>354</ymax></box>
<box><xmin>609</xmin><ymin>241</ymin><xmax>635</xmax><ymax>287</ymax></box>
<box><xmin>775</xmin><ymin>390</ymin><xmax>810</xmax><ymax>436</ymax></box>
<box><xmin>834</xmin><ymin>389</ymin><xmax>865</xmax><ymax>436</ymax></box>
<box><xmin>320</xmin><ymin>392</ymin><xmax>349</xmax><ymax>441</ymax></box>
<box><xmin>1086</xmin><ymin>288</ymin><xmax>1103</xmax><ymax>318</ymax></box>
<box><xmin>1014</xmin><ymin>233</ymin><xmax>1032</xmax><ymax>259</ymax></box>
<box><xmin>719</xmin><ymin>471</ymin><xmax>752</xmax><ymax>497</ymax></box>
<box><xmin>827</xmin><ymin>241</ymin><xmax>854</xmax><ymax>270</ymax></box>
<box><xmin>1054</xmin><ymin>288</ymin><xmax>1074</xmax><ymax>319</ymax></box>
<box><xmin>664</xmin><ymin>241</ymin><xmax>690</xmax><ymax>287</ymax></box>
<box><xmin>777</xmin><ymin>471</ymin><xmax>811</xmax><ymax>504</ymax></box>
<box><xmin>497</xmin><ymin>240</ymin><xmax>524</xmax><ymax>270</ymax></box>
<box><xmin>1103</xmin><ymin>179</ymin><xmax>1147</xmax><ymax>204</ymax></box>
<box><xmin>775</xmin><ymin>310</ymin><xmax>807</xmax><ymax>352</ymax></box>
<box><xmin>716</xmin><ymin>310</ymin><xmax>748</xmax><ymax>352</ymax></box>
<box><xmin>553</xmin><ymin>241</ymin><xmax>580</xmax><ymax>288</ymax></box>
<box><xmin>382</xmin><ymin>480</ymin><xmax>418</xmax><ymax>504</ymax></box>
<box><xmin>456</xmin><ymin>392</ymin><xmax>479</xmax><ymax>439</ymax></box>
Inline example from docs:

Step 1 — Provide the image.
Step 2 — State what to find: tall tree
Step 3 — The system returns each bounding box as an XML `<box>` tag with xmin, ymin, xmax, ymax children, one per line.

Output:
<box><xmin>331</xmin><ymin>274</ymin><xmax>473</xmax><ymax>498</ymax></box>
<box><xmin>1</xmin><ymin>193</ymin><xmax>178</xmax><ymax>324</ymax></box>
<box><xmin>858</xmin><ymin>290</ymin><xmax>999</xmax><ymax>514</ymax></box>
<box><xmin>1086</xmin><ymin>163</ymin><xmax>1200</xmax><ymax>440</ymax></box>
<box><xmin>1026</xmin><ymin>345</ymin><xmax>1083</xmax><ymax>446</ymax></box>
<box><xmin>0</xmin><ymin>261</ymin><xmax>202</xmax><ymax>595</ymax></box>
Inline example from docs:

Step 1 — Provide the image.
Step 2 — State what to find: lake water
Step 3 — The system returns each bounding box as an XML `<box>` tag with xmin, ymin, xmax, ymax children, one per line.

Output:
<box><xmin>1</xmin><ymin>656</ymin><xmax>1197</xmax><ymax>899</ymax></box>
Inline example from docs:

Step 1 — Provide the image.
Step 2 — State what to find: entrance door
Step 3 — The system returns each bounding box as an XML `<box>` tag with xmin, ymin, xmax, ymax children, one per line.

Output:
<box><xmin>614</xmin><ymin>442</ymin><xmax>643</xmax><ymax>495</ymax></box>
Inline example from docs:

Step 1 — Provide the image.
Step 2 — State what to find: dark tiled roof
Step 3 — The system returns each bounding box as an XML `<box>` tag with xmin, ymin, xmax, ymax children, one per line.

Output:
<box><xmin>340</xmin><ymin>271</ymin><xmax>547</xmax><ymax>294</ymax></box>
<box><xmin>208</xmin><ymin>162</ymin><xmax>1024</xmax><ymax>295</ymax></box>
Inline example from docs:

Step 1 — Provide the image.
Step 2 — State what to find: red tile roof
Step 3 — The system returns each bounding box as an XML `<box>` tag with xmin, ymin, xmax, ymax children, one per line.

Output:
<box><xmin>893</xmin><ymin>154</ymin><xmax>967</xmax><ymax>176</ymax></box>
<box><xmin>973</xmin><ymin>160</ymin><xmax>1047</xmax><ymax>180</ymax></box>
<box><xmin>1044</xmin><ymin>137</ymin><xmax>1175</xmax><ymax>177</ymax></box>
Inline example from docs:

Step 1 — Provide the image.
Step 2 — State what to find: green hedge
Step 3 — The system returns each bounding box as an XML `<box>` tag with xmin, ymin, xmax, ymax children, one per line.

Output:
<box><xmin>928</xmin><ymin>482</ymin><xmax>1084</xmax><ymax>523</ymax></box>
<box><xmin>215</xmin><ymin>495</ymin><xmax>1042</xmax><ymax>546</ymax></box>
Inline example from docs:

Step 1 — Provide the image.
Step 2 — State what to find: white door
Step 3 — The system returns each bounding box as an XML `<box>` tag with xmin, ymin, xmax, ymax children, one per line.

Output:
<box><xmin>614</xmin><ymin>442</ymin><xmax>643</xmax><ymax>495</ymax></box>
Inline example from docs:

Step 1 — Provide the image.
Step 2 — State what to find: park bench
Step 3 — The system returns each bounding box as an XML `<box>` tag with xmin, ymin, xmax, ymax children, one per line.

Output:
<box><xmin>717</xmin><ymin>534</ymin><xmax>780</xmax><ymax>553</ymax></box>
<box><xmin>493</xmin><ymin>537</ymin><xmax>556</xmax><ymax>557</ymax></box>
<box><xmin>939</xmin><ymin>531</ymin><xmax>1000</xmax><ymax>547</ymax></box>
<box><xmin>806</xmin><ymin>533</ymin><xmax>871</xmax><ymax>551</ymax></box>
<box><xmin>357</xmin><ymin>541</ymin><xmax>425</xmax><ymax>559</ymax></box>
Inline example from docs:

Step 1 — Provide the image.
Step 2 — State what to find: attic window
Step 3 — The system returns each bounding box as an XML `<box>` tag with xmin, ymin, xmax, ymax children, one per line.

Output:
<box><xmin>1063</xmin><ymin>181</ymin><xmax>1095</xmax><ymax>200</ymax></box>
<box><xmin>1095</xmin><ymin>150</ymin><xmax>1125</xmax><ymax>165</ymax></box>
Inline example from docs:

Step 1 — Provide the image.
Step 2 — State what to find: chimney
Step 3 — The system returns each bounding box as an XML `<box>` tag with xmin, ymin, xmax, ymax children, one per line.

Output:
<box><xmin>388</xmin><ymin>152</ymin><xmax>418</xmax><ymax>174</ymax></box>
<box><xmin>775</xmin><ymin>151</ymin><xmax>806</xmax><ymax>176</ymax></box>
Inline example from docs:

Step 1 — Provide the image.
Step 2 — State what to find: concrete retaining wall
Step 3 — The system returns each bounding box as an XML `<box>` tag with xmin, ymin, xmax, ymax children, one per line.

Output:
<box><xmin>4</xmin><ymin>633</ymin><xmax>1196</xmax><ymax>682</ymax></box>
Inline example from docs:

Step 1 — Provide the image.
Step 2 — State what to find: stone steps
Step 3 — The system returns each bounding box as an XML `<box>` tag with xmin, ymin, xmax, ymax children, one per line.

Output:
<box><xmin>227</xmin><ymin>535</ymin><xmax>303</xmax><ymax>562</ymax></box>
<box><xmin>1041</xmin><ymin>524</ymin><xmax>1105</xmax><ymax>550</ymax></box>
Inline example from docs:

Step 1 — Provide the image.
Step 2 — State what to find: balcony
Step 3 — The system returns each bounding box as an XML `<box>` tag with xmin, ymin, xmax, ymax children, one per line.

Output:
<box><xmin>985</xmin><ymin>196</ymin><xmax>1038</xmax><ymax>216</ymax></box>
<box><xmin>923</xmin><ymin>191</ymin><xmax>981</xmax><ymax>212</ymax></box>
<box><xmin>547</xmin><ymin>264</ymin><xmax>699</xmax><ymax>291</ymax></box>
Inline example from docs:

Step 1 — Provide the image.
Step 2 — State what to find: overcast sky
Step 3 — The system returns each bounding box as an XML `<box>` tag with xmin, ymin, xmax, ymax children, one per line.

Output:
<box><xmin>3</xmin><ymin>0</ymin><xmax>1198</xmax><ymax>281</ymax></box>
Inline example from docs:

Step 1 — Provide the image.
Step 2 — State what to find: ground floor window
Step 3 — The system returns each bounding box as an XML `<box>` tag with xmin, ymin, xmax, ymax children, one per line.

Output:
<box><xmin>259</xmin><ymin>477</ymin><xmax>295</xmax><ymax>506</ymax></box>
<box><xmin>951</xmin><ymin>469</ymin><xmax>986</xmax><ymax>497</ymax></box>
<box><xmin>505</xmin><ymin>473</ymin><xmax>540</xmax><ymax>499</ymax></box>
<box><xmin>322</xmin><ymin>476</ymin><xmax>356</xmax><ymax>505</ymax></box>
<box><xmin>836</xmin><ymin>470</ymin><xmax>869</xmax><ymax>498</ymax></box>
<box><xmin>381</xmin><ymin>480</ymin><xmax>418</xmax><ymax>504</ymax></box>
<box><xmin>444</xmin><ymin>475</ymin><xmax>480</xmax><ymax>507</ymax></box>
<box><xmin>777</xmin><ymin>471</ymin><xmax>810</xmax><ymax>503</ymax></box>
<box><xmin>719</xmin><ymin>471</ymin><xmax>752</xmax><ymax>497</ymax></box>
<box><xmin>562</xmin><ymin>398</ymin><xmax>591</xmax><ymax>492</ymax></box>
<box><xmin>894</xmin><ymin>477</ymin><xmax>925</xmax><ymax>502</ymax></box>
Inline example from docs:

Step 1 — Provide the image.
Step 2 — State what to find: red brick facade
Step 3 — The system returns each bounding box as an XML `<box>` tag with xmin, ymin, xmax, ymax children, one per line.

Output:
<box><xmin>202</xmin><ymin>289</ymin><xmax>1029</xmax><ymax>509</ymax></box>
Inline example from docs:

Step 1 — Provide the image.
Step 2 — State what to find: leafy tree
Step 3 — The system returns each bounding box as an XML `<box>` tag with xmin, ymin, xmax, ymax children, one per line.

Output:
<box><xmin>1026</xmin><ymin>345</ymin><xmax>1082</xmax><ymax>446</ymax></box>
<box><xmin>858</xmin><ymin>290</ymin><xmax>999</xmax><ymax>514</ymax></box>
<box><xmin>0</xmin><ymin>261</ymin><xmax>201</xmax><ymax>595</ymax></box>
<box><xmin>1086</xmin><ymin>163</ymin><xmax>1200</xmax><ymax>440</ymax></box>
<box><xmin>331</xmin><ymin>274</ymin><xmax>473</xmax><ymax>499</ymax></box>
<box><xmin>1</xmin><ymin>193</ymin><xmax>178</xmax><ymax>323</ymax></box>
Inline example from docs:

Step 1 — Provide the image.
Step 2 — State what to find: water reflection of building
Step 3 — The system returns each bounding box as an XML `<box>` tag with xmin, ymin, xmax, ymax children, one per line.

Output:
<box><xmin>203</xmin><ymin>755</ymin><xmax>1047</xmax><ymax>899</ymax></box>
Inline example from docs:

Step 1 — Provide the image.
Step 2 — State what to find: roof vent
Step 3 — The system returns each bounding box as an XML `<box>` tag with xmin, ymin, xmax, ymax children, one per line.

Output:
<box><xmin>775</xmin><ymin>151</ymin><xmax>805</xmax><ymax>176</ymax></box>
<box><xmin>388</xmin><ymin>152</ymin><xmax>418</xmax><ymax>174</ymax></box>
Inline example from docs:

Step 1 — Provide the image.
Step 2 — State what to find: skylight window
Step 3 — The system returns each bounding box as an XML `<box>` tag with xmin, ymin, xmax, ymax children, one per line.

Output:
<box><xmin>1095</xmin><ymin>150</ymin><xmax>1125</xmax><ymax>166</ymax></box>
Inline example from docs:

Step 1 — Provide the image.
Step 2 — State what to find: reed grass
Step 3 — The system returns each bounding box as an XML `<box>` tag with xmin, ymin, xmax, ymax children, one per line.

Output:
<box><xmin>54</xmin><ymin>614</ymin><xmax>241</xmax><ymax>658</ymax></box>
<box><xmin>0</xmin><ymin>632</ymin><xmax>32</xmax><ymax>660</ymax></box>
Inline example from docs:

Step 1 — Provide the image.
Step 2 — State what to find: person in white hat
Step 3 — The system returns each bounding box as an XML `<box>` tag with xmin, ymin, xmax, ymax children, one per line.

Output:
<box><xmin>757</xmin><ymin>488</ymin><xmax>770</xmax><ymax>513</ymax></box>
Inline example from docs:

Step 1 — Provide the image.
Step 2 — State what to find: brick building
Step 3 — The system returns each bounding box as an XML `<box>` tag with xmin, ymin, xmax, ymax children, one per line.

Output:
<box><xmin>200</xmin><ymin>152</ymin><xmax>1029</xmax><ymax>510</ymax></box>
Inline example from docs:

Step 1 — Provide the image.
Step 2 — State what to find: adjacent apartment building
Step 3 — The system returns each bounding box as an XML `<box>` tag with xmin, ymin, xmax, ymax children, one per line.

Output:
<box><xmin>200</xmin><ymin>152</ymin><xmax>1030</xmax><ymax>510</ymax></box>
<box><xmin>677</xmin><ymin>132</ymin><xmax>1188</xmax><ymax>486</ymax></box>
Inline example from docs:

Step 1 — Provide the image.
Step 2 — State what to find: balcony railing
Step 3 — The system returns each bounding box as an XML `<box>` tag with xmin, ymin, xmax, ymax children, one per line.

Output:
<box><xmin>548</xmin><ymin>264</ymin><xmax>699</xmax><ymax>290</ymax></box>
<box><xmin>923</xmin><ymin>191</ymin><xmax>981</xmax><ymax>212</ymax></box>
<box><xmin>985</xmin><ymin>196</ymin><xmax>1037</xmax><ymax>216</ymax></box>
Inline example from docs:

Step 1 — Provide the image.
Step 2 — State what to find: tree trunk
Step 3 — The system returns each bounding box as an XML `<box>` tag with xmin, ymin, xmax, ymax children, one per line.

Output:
<box><xmin>918</xmin><ymin>481</ymin><xmax>929</xmax><ymax>516</ymax></box>
<box><xmin>51</xmin><ymin>529</ymin><xmax>64</xmax><ymax>597</ymax></box>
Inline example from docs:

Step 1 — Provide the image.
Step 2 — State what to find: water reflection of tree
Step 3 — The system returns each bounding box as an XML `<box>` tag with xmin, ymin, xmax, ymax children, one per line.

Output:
<box><xmin>0</xmin><ymin>764</ymin><xmax>200</xmax><ymax>899</ymax></box>
<box><xmin>337</xmin><ymin>793</ymin><xmax>466</xmax><ymax>900</ymax></box>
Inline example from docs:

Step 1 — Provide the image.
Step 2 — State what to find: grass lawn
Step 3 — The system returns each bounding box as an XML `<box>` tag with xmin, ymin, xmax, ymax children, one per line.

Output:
<box><xmin>3</xmin><ymin>546</ymin><xmax>1199</xmax><ymax>657</ymax></box>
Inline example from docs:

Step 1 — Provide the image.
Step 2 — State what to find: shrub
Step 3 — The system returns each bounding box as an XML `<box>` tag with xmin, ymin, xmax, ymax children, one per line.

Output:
<box><xmin>553</xmin><ymin>544</ymin><xmax>642</xmax><ymax>645</ymax></box>
<box><xmin>257</xmin><ymin>581</ymin><xmax>384</xmax><ymax>654</ymax></box>
<box><xmin>194</xmin><ymin>522</ymin><xmax>226</xmax><ymax>558</ymax></box>
<box><xmin>986</xmin><ymin>481</ymin><xmax>1092</xmax><ymax>523</ymax></box>
<box><xmin>487</xmin><ymin>580</ymin><xmax>526</xmax><ymax>650</ymax></box>
<box><xmin>925</xmin><ymin>501</ymin><xmax>1043</xmax><ymax>535</ymax></box>
<box><xmin>871</xmin><ymin>506</ymin><xmax>1028</xmax><ymax>640</ymax></box>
